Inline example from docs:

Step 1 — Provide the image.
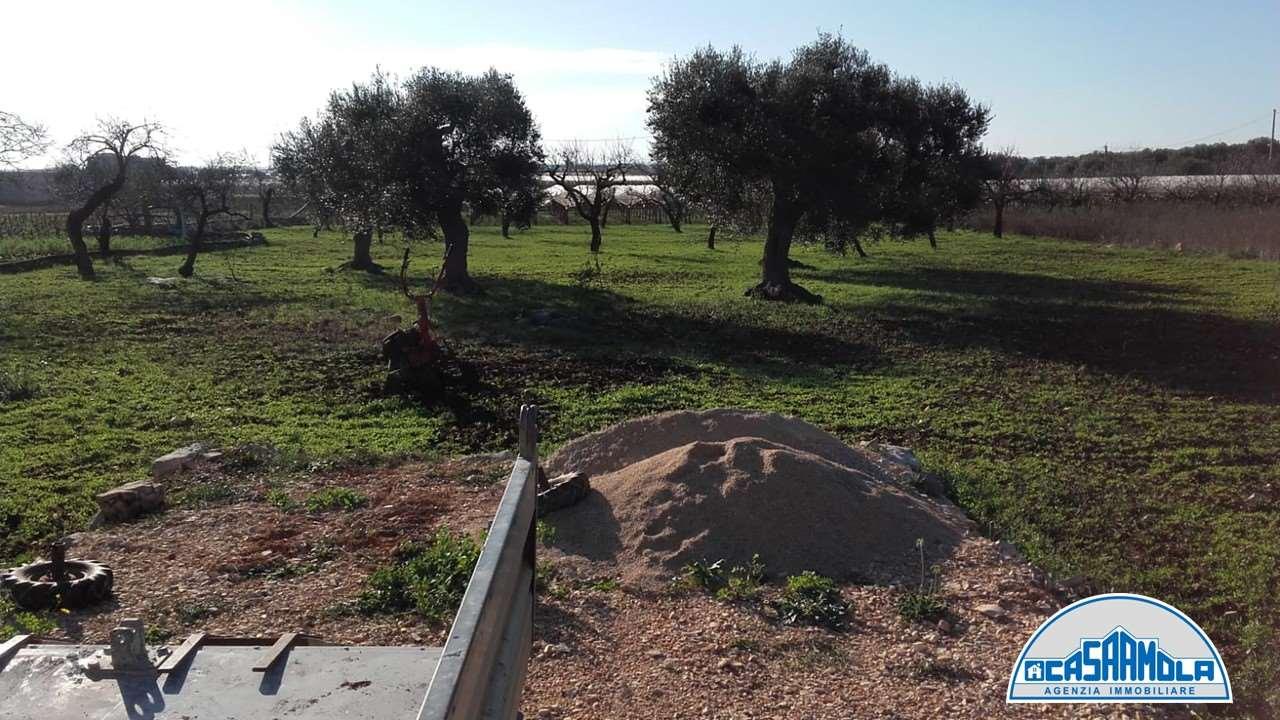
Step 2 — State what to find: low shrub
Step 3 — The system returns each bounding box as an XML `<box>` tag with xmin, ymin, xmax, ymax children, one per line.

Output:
<box><xmin>357</xmin><ymin>529</ymin><xmax>480</xmax><ymax>623</ymax></box>
<box><xmin>774</xmin><ymin>571</ymin><xmax>849</xmax><ymax>629</ymax></box>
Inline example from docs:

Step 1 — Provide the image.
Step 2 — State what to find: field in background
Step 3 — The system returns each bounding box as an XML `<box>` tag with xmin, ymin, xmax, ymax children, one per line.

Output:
<box><xmin>1</xmin><ymin>225</ymin><xmax>1278</xmax><ymax>708</ymax></box>
<box><xmin>965</xmin><ymin>201</ymin><xmax>1280</xmax><ymax>259</ymax></box>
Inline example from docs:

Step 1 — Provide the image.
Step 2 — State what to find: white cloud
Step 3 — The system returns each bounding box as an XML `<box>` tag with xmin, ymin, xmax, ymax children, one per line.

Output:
<box><xmin>1</xmin><ymin>1</ymin><xmax>664</xmax><ymax>166</ymax></box>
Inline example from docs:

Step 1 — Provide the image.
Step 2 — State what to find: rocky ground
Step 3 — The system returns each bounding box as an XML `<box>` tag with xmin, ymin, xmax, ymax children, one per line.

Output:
<box><xmin>29</xmin><ymin>455</ymin><xmax>1187</xmax><ymax>719</ymax></box>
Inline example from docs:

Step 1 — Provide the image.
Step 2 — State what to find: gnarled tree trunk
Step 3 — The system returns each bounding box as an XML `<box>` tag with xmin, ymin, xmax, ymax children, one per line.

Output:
<box><xmin>351</xmin><ymin>228</ymin><xmax>376</xmax><ymax>270</ymax></box>
<box><xmin>746</xmin><ymin>198</ymin><xmax>821</xmax><ymax>304</ymax></box>
<box><xmin>928</xmin><ymin>228</ymin><xmax>937</xmax><ymax>249</ymax></box>
<box><xmin>993</xmin><ymin>201</ymin><xmax>1005</xmax><ymax>238</ymax></box>
<box><xmin>96</xmin><ymin>204</ymin><xmax>113</xmax><ymax>258</ymax></box>
<box><xmin>706</xmin><ymin>225</ymin><xmax>716</xmax><ymax>249</ymax></box>
<box><xmin>65</xmin><ymin>172</ymin><xmax>127</xmax><ymax>280</ymax></box>
<box><xmin>438</xmin><ymin>203</ymin><xmax>479</xmax><ymax>293</ymax></box>
<box><xmin>501</xmin><ymin>214</ymin><xmax>512</xmax><ymax>239</ymax></box>
<box><xmin>179</xmin><ymin>207</ymin><xmax>211</xmax><ymax>277</ymax></box>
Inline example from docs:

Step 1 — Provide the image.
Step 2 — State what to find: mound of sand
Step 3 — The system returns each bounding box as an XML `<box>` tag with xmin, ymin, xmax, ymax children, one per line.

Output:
<box><xmin>546</xmin><ymin>410</ymin><xmax>971</xmax><ymax>586</ymax></box>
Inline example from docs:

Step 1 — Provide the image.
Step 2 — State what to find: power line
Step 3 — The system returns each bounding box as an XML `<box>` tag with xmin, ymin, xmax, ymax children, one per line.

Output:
<box><xmin>1166</xmin><ymin>114</ymin><xmax>1270</xmax><ymax>148</ymax></box>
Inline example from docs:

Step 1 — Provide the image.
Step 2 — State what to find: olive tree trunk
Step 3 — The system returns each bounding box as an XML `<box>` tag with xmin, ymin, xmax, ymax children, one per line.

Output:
<box><xmin>746</xmin><ymin>198</ymin><xmax>821</xmax><ymax>304</ymax></box>
<box><xmin>993</xmin><ymin>201</ymin><xmax>1005</xmax><ymax>238</ymax></box>
<box><xmin>438</xmin><ymin>204</ymin><xmax>479</xmax><ymax>293</ymax></box>
<box><xmin>351</xmin><ymin>228</ymin><xmax>375</xmax><ymax>270</ymax></box>
<box><xmin>706</xmin><ymin>225</ymin><xmax>716</xmax><ymax>249</ymax></box>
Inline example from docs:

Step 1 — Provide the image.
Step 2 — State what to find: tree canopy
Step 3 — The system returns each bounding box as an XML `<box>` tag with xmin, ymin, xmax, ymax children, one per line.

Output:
<box><xmin>273</xmin><ymin>68</ymin><xmax>542</xmax><ymax>290</ymax></box>
<box><xmin>648</xmin><ymin>35</ymin><xmax>989</xmax><ymax>302</ymax></box>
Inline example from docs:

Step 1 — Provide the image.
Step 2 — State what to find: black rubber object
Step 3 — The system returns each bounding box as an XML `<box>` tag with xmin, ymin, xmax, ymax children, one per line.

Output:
<box><xmin>1</xmin><ymin>558</ymin><xmax>113</xmax><ymax>610</ymax></box>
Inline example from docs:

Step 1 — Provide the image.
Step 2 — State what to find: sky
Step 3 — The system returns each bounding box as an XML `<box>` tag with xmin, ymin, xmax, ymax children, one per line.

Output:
<box><xmin>3</xmin><ymin>0</ymin><xmax>1276</xmax><ymax>167</ymax></box>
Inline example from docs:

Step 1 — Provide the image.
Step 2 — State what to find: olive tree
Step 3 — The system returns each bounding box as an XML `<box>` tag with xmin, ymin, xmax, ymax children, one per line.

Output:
<box><xmin>61</xmin><ymin>119</ymin><xmax>164</xmax><ymax>279</ymax></box>
<box><xmin>396</xmin><ymin>68</ymin><xmax>543</xmax><ymax>291</ymax></box>
<box><xmin>275</xmin><ymin>68</ymin><xmax>542</xmax><ymax>291</ymax></box>
<box><xmin>274</xmin><ymin>72</ymin><xmax>403</xmax><ymax>272</ymax></box>
<box><xmin>648</xmin><ymin>35</ymin><xmax>989</xmax><ymax>302</ymax></box>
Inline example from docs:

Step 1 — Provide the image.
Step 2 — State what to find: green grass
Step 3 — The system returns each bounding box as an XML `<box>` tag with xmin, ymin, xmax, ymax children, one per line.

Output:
<box><xmin>1</xmin><ymin>223</ymin><xmax>1278</xmax><ymax>709</ymax></box>
<box><xmin>303</xmin><ymin>486</ymin><xmax>368</xmax><ymax>512</ymax></box>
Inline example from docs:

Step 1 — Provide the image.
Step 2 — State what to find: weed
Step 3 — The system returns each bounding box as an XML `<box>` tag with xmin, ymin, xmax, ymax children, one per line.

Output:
<box><xmin>897</xmin><ymin>538</ymin><xmax>947</xmax><ymax>623</ymax></box>
<box><xmin>265</xmin><ymin>488</ymin><xmax>300</xmax><ymax>511</ymax></box>
<box><xmin>535</xmin><ymin>560</ymin><xmax>568</xmax><ymax>599</ymax></box>
<box><xmin>357</xmin><ymin>529</ymin><xmax>481</xmax><ymax>623</ymax></box>
<box><xmin>585</xmin><ymin>577</ymin><xmax>620</xmax><ymax>592</ymax></box>
<box><xmin>773</xmin><ymin>572</ymin><xmax>849</xmax><ymax>629</ymax></box>
<box><xmin>714</xmin><ymin>554</ymin><xmax>767</xmax><ymax>602</ymax></box>
<box><xmin>0</xmin><ymin>596</ymin><xmax>56</xmax><ymax>636</ymax></box>
<box><xmin>145</xmin><ymin>625</ymin><xmax>174</xmax><ymax>644</ymax></box>
<box><xmin>175</xmin><ymin>603</ymin><xmax>219</xmax><ymax>625</ymax></box>
<box><xmin>535</xmin><ymin>519</ymin><xmax>556</xmax><ymax>545</ymax></box>
<box><xmin>177</xmin><ymin>482</ymin><xmax>234</xmax><ymax>507</ymax></box>
<box><xmin>677</xmin><ymin>558</ymin><xmax>724</xmax><ymax>591</ymax></box>
<box><xmin>304</xmin><ymin>487</ymin><xmax>368</xmax><ymax>512</ymax></box>
<box><xmin>0</xmin><ymin>368</ymin><xmax>38</xmax><ymax>403</ymax></box>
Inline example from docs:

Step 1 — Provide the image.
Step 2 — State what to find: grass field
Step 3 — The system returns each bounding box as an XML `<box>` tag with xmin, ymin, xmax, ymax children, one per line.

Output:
<box><xmin>2</xmin><ymin>225</ymin><xmax>1278</xmax><ymax>709</ymax></box>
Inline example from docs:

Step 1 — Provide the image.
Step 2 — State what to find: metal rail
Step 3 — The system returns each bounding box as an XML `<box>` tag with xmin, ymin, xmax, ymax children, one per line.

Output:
<box><xmin>417</xmin><ymin>405</ymin><xmax>539</xmax><ymax>720</ymax></box>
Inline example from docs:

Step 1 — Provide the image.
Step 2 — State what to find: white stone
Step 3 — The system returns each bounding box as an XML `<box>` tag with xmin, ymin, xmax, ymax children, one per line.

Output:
<box><xmin>151</xmin><ymin>443</ymin><xmax>207</xmax><ymax>478</ymax></box>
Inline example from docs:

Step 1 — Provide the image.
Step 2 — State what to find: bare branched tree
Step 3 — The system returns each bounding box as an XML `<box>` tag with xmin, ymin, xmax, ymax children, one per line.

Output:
<box><xmin>0</xmin><ymin>110</ymin><xmax>51</xmax><ymax>169</ymax></box>
<box><xmin>982</xmin><ymin>148</ymin><xmax>1031</xmax><ymax>238</ymax></box>
<box><xmin>1104</xmin><ymin>160</ymin><xmax>1149</xmax><ymax>203</ymax></box>
<box><xmin>172</xmin><ymin>153</ymin><xmax>251</xmax><ymax>276</ymax></box>
<box><xmin>547</xmin><ymin>141</ymin><xmax>635</xmax><ymax>253</ymax></box>
<box><xmin>63</xmin><ymin>119</ymin><xmax>165</xmax><ymax>279</ymax></box>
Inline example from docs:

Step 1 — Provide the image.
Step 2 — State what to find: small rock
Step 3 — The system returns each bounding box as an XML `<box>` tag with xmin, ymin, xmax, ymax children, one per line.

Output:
<box><xmin>645</xmin><ymin>649</ymin><xmax>666</xmax><ymax>659</ymax></box>
<box><xmin>911</xmin><ymin>642</ymin><xmax>933</xmax><ymax>657</ymax></box>
<box><xmin>151</xmin><ymin>443</ymin><xmax>208</xmax><ymax>478</ymax></box>
<box><xmin>145</xmin><ymin>276</ymin><xmax>182</xmax><ymax>288</ymax></box>
<box><xmin>95</xmin><ymin>481</ymin><xmax>166</xmax><ymax>523</ymax></box>
<box><xmin>877</xmin><ymin>444</ymin><xmax>922</xmax><ymax>471</ymax></box>
<box><xmin>540</xmin><ymin>642</ymin><xmax>571</xmax><ymax>658</ymax></box>
<box><xmin>976</xmin><ymin>603</ymin><xmax>1007</xmax><ymax>620</ymax></box>
<box><xmin>937</xmin><ymin>618</ymin><xmax>952</xmax><ymax>633</ymax></box>
<box><xmin>716</xmin><ymin>658</ymin><xmax>744</xmax><ymax>672</ymax></box>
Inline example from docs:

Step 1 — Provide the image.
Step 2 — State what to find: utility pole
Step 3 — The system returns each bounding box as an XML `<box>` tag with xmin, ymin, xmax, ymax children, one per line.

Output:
<box><xmin>1271</xmin><ymin>108</ymin><xmax>1276</xmax><ymax>164</ymax></box>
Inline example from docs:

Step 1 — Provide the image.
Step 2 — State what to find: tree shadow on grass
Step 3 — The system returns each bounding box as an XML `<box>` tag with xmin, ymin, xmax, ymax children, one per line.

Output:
<box><xmin>827</xmin><ymin>267</ymin><xmax>1279</xmax><ymax>402</ymax></box>
<box><xmin>820</xmin><ymin>267</ymin><xmax>1199</xmax><ymax>305</ymax></box>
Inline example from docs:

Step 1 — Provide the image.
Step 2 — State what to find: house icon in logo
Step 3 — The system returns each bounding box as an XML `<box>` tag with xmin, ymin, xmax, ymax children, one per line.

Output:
<box><xmin>1024</xmin><ymin>662</ymin><xmax>1044</xmax><ymax>681</ymax></box>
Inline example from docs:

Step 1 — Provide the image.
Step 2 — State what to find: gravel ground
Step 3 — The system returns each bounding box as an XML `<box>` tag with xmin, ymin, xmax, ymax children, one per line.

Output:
<box><xmin>31</xmin><ymin>457</ymin><xmax>1186</xmax><ymax>719</ymax></box>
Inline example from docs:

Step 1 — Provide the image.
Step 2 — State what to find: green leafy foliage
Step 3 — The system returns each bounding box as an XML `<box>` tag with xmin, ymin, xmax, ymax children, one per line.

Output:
<box><xmin>774</xmin><ymin>572</ymin><xmax>849</xmax><ymax>629</ymax></box>
<box><xmin>0</xmin><ymin>595</ymin><xmax>56</xmax><ymax>637</ymax></box>
<box><xmin>357</xmin><ymin>529</ymin><xmax>480</xmax><ymax>623</ymax></box>
<box><xmin>304</xmin><ymin>487</ymin><xmax>368</xmax><ymax>512</ymax></box>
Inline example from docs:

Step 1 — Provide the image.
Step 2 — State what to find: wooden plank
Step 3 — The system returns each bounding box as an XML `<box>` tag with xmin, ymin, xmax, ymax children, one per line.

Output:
<box><xmin>0</xmin><ymin>635</ymin><xmax>33</xmax><ymax>672</ymax></box>
<box><xmin>156</xmin><ymin>632</ymin><xmax>206</xmax><ymax>674</ymax></box>
<box><xmin>252</xmin><ymin>632</ymin><xmax>300</xmax><ymax>672</ymax></box>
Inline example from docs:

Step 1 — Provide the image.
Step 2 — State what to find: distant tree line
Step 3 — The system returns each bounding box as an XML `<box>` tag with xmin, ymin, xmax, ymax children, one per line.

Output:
<box><xmin>1014</xmin><ymin>137</ymin><xmax>1276</xmax><ymax>179</ymax></box>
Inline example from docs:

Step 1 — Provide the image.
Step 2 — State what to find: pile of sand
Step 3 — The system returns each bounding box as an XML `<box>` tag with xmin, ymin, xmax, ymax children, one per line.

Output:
<box><xmin>545</xmin><ymin>409</ymin><xmax>971</xmax><ymax>586</ymax></box>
